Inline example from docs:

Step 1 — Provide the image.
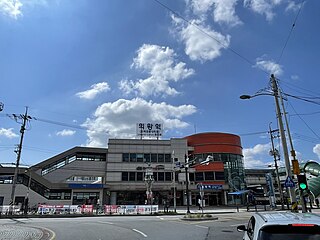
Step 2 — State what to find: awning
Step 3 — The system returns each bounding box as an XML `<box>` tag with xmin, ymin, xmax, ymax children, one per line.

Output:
<box><xmin>228</xmin><ymin>190</ymin><xmax>250</xmax><ymax>195</ymax></box>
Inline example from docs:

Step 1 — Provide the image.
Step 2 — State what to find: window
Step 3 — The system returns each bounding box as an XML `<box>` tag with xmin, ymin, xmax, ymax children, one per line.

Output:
<box><xmin>195</xmin><ymin>172</ymin><xmax>204</xmax><ymax>181</ymax></box>
<box><xmin>137</xmin><ymin>172</ymin><xmax>143</xmax><ymax>181</ymax></box>
<box><xmin>136</xmin><ymin>153</ymin><xmax>144</xmax><ymax>162</ymax></box>
<box><xmin>189</xmin><ymin>173</ymin><xmax>195</xmax><ymax>182</ymax></box>
<box><xmin>123</xmin><ymin>153</ymin><xmax>129</xmax><ymax>162</ymax></box>
<box><xmin>151</xmin><ymin>154</ymin><xmax>157</xmax><ymax>163</ymax></box>
<box><xmin>129</xmin><ymin>172</ymin><xmax>135</xmax><ymax>181</ymax></box>
<box><xmin>165</xmin><ymin>154</ymin><xmax>171</xmax><ymax>162</ymax></box>
<box><xmin>144</xmin><ymin>154</ymin><xmax>150</xmax><ymax>163</ymax></box>
<box><xmin>204</xmin><ymin>172</ymin><xmax>214</xmax><ymax>180</ymax></box>
<box><xmin>158</xmin><ymin>172</ymin><xmax>164</xmax><ymax>181</ymax></box>
<box><xmin>158</xmin><ymin>154</ymin><xmax>164</xmax><ymax>162</ymax></box>
<box><xmin>130</xmin><ymin>153</ymin><xmax>136</xmax><ymax>162</ymax></box>
<box><xmin>247</xmin><ymin>216</ymin><xmax>256</xmax><ymax>240</ymax></box>
<box><xmin>165</xmin><ymin>172</ymin><xmax>171</xmax><ymax>181</ymax></box>
<box><xmin>215</xmin><ymin>172</ymin><xmax>225</xmax><ymax>180</ymax></box>
<box><xmin>122</xmin><ymin>172</ymin><xmax>128</xmax><ymax>181</ymax></box>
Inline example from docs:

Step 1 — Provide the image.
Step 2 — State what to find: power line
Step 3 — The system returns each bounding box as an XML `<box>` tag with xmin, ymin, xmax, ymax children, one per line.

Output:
<box><xmin>277</xmin><ymin>0</ymin><xmax>305</xmax><ymax>63</ymax></box>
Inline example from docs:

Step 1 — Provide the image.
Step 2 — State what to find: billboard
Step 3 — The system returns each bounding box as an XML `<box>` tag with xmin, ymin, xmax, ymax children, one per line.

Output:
<box><xmin>136</xmin><ymin>123</ymin><xmax>163</xmax><ymax>139</ymax></box>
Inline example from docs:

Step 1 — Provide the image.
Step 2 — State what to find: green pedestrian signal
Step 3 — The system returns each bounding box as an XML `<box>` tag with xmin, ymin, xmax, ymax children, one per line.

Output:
<box><xmin>299</xmin><ymin>183</ymin><xmax>307</xmax><ymax>190</ymax></box>
<box><xmin>297</xmin><ymin>174</ymin><xmax>308</xmax><ymax>191</ymax></box>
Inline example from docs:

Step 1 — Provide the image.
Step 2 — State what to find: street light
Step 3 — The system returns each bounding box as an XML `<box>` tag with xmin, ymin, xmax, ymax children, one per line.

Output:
<box><xmin>240</xmin><ymin>74</ymin><xmax>298</xmax><ymax>211</ymax></box>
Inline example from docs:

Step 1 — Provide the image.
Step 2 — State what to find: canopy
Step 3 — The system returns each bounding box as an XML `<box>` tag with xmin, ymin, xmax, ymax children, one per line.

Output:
<box><xmin>228</xmin><ymin>190</ymin><xmax>250</xmax><ymax>195</ymax></box>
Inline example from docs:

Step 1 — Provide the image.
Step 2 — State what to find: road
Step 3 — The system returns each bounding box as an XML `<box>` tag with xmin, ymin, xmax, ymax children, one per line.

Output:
<box><xmin>0</xmin><ymin>212</ymin><xmax>253</xmax><ymax>240</ymax></box>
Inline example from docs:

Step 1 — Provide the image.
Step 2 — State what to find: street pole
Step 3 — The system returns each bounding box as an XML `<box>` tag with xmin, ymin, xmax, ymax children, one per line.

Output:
<box><xmin>24</xmin><ymin>169</ymin><xmax>32</xmax><ymax>215</ymax></box>
<box><xmin>185</xmin><ymin>154</ymin><xmax>190</xmax><ymax>214</ymax></box>
<box><xmin>270</xmin><ymin>74</ymin><xmax>297</xmax><ymax>211</ymax></box>
<box><xmin>9</xmin><ymin>107</ymin><xmax>29</xmax><ymax>215</ymax></box>
<box><xmin>269</xmin><ymin>125</ymin><xmax>285</xmax><ymax>210</ymax></box>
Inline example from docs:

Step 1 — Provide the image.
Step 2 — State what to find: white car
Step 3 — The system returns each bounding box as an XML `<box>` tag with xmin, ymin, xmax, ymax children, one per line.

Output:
<box><xmin>237</xmin><ymin>211</ymin><xmax>320</xmax><ymax>240</ymax></box>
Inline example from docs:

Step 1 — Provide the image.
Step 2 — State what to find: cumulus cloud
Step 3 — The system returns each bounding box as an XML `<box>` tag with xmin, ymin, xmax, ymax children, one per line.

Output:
<box><xmin>0</xmin><ymin>128</ymin><xmax>18</xmax><ymax>138</ymax></box>
<box><xmin>243</xmin><ymin>0</ymin><xmax>284</xmax><ymax>21</ymax></box>
<box><xmin>0</xmin><ymin>0</ymin><xmax>23</xmax><ymax>19</ymax></box>
<box><xmin>187</xmin><ymin>0</ymin><xmax>242</xmax><ymax>27</ymax></box>
<box><xmin>243</xmin><ymin>143</ymin><xmax>271</xmax><ymax>168</ymax></box>
<box><xmin>119</xmin><ymin>44</ymin><xmax>194</xmax><ymax>97</ymax></box>
<box><xmin>76</xmin><ymin>82</ymin><xmax>110</xmax><ymax>100</ymax></box>
<box><xmin>313</xmin><ymin>144</ymin><xmax>320</xmax><ymax>159</ymax></box>
<box><xmin>83</xmin><ymin>98</ymin><xmax>197</xmax><ymax>147</ymax></box>
<box><xmin>255</xmin><ymin>57</ymin><xmax>283</xmax><ymax>75</ymax></box>
<box><xmin>286</xmin><ymin>0</ymin><xmax>303</xmax><ymax>12</ymax></box>
<box><xmin>56</xmin><ymin>129</ymin><xmax>76</xmax><ymax>137</ymax></box>
<box><xmin>172</xmin><ymin>17</ymin><xmax>230</xmax><ymax>62</ymax></box>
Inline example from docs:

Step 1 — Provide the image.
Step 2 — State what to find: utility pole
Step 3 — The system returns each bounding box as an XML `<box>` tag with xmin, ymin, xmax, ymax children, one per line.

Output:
<box><xmin>9</xmin><ymin>107</ymin><xmax>30</xmax><ymax>215</ymax></box>
<box><xmin>172</xmin><ymin>151</ymin><xmax>177</xmax><ymax>213</ymax></box>
<box><xmin>269</xmin><ymin>125</ymin><xmax>285</xmax><ymax>210</ymax></box>
<box><xmin>270</xmin><ymin>74</ymin><xmax>297</xmax><ymax>211</ymax></box>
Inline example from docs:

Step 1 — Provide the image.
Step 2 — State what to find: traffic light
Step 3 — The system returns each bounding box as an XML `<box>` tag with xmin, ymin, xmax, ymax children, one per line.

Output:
<box><xmin>297</xmin><ymin>174</ymin><xmax>308</xmax><ymax>191</ymax></box>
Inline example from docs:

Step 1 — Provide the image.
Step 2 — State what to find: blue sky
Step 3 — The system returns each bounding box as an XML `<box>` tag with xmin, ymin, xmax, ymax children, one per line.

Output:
<box><xmin>0</xmin><ymin>0</ymin><xmax>320</xmax><ymax>168</ymax></box>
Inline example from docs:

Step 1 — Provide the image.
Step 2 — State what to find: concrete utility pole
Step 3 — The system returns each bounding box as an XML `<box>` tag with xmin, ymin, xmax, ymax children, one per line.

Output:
<box><xmin>9</xmin><ymin>107</ymin><xmax>30</xmax><ymax>215</ymax></box>
<box><xmin>172</xmin><ymin>151</ymin><xmax>177</xmax><ymax>213</ymax></box>
<box><xmin>270</xmin><ymin>74</ymin><xmax>297</xmax><ymax>211</ymax></box>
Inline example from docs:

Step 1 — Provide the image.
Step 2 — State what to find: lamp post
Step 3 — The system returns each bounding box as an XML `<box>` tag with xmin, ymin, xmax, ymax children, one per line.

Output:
<box><xmin>184</xmin><ymin>154</ymin><xmax>191</xmax><ymax>214</ymax></box>
<box><xmin>172</xmin><ymin>151</ymin><xmax>177</xmax><ymax>213</ymax></box>
<box><xmin>144</xmin><ymin>163</ymin><xmax>154</xmax><ymax>210</ymax></box>
<box><xmin>240</xmin><ymin>74</ymin><xmax>297</xmax><ymax>211</ymax></box>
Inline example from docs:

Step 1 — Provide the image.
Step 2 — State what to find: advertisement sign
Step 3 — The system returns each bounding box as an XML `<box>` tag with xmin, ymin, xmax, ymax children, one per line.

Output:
<box><xmin>136</xmin><ymin>123</ymin><xmax>163</xmax><ymax>138</ymax></box>
<box><xmin>103</xmin><ymin>205</ymin><xmax>159</xmax><ymax>215</ymax></box>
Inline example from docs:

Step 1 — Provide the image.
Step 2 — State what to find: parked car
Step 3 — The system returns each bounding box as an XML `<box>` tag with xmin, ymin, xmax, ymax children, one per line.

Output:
<box><xmin>237</xmin><ymin>211</ymin><xmax>320</xmax><ymax>240</ymax></box>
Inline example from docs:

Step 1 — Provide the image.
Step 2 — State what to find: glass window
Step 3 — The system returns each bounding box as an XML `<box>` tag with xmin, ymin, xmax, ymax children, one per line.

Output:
<box><xmin>144</xmin><ymin>154</ymin><xmax>150</xmax><ymax>163</ymax></box>
<box><xmin>122</xmin><ymin>172</ymin><xmax>128</xmax><ymax>181</ymax></box>
<box><xmin>158</xmin><ymin>172</ymin><xmax>164</xmax><ymax>181</ymax></box>
<box><xmin>129</xmin><ymin>172</ymin><xmax>135</xmax><ymax>181</ymax></box>
<box><xmin>258</xmin><ymin>225</ymin><xmax>320</xmax><ymax>240</ymax></box>
<box><xmin>189</xmin><ymin>172</ymin><xmax>195</xmax><ymax>182</ymax></box>
<box><xmin>213</xmin><ymin>153</ymin><xmax>221</xmax><ymax>161</ymax></box>
<box><xmin>165</xmin><ymin>172</ymin><xmax>171</xmax><ymax>181</ymax></box>
<box><xmin>153</xmin><ymin>172</ymin><xmax>158</xmax><ymax>181</ymax></box>
<box><xmin>165</xmin><ymin>154</ymin><xmax>171</xmax><ymax>162</ymax></box>
<box><xmin>137</xmin><ymin>172</ymin><xmax>143</xmax><ymax>181</ymax></box>
<box><xmin>221</xmin><ymin>153</ymin><xmax>229</xmax><ymax>162</ymax></box>
<box><xmin>136</xmin><ymin>153</ymin><xmax>144</xmax><ymax>162</ymax></box>
<box><xmin>130</xmin><ymin>153</ymin><xmax>136</xmax><ymax>162</ymax></box>
<box><xmin>151</xmin><ymin>154</ymin><xmax>157</xmax><ymax>163</ymax></box>
<box><xmin>123</xmin><ymin>153</ymin><xmax>129</xmax><ymax>162</ymax></box>
<box><xmin>215</xmin><ymin>172</ymin><xmax>225</xmax><ymax>180</ymax></box>
<box><xmin>204</xmin><ymin>172</ymin><xmax>214</xmax><ymax>180</ymax></box>
<box><xmin>195</xmin><ymin>172</ymin><xmax>204</xmax><ymax>181</ymax></box>
<box><xmin>158</xmin><ymin>154</ymin><xmax>164</xmax><ymax>162</ymax></box>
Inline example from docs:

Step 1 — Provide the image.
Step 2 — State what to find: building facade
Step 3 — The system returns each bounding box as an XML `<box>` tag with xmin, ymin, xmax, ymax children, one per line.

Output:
<box><xmin>0</xmin><ymin>132</ymin><xmax>246</xmax><ymax>208</ymax></box>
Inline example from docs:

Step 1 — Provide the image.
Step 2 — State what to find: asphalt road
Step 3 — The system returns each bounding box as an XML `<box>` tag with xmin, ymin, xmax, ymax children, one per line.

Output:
<box><xmin>0</xmin><ymin>212</ymin><xmax>253</xmax><ymax>240</ymax></box>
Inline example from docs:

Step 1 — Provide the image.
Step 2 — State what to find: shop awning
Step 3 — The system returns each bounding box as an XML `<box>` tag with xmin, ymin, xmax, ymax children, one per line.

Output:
<box><xmin>227</xmin><ymin>190</ymin><xmax>250</xmax><ymax>195</ymax></box>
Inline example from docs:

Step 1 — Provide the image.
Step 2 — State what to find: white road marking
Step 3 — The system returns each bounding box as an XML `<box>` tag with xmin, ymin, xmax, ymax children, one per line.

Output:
<box><xmin>195</xmin><ymin>225</ymin><xmax>208</xmax><ymax>229</ymax></box>
<box><xmin>132</xmin><ymin>228</ymin><xmax>148</xmax><ymax>238</ymax></box>
<box><xmin>97</xmin><ymin>221</ymin><xmax>114</xmax><ymax>225</ymax></box>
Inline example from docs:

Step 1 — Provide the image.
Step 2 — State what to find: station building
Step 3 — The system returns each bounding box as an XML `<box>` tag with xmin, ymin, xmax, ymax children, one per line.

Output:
<box><xmin>0</xmin><ymin>132</ymin><xmax>245</xmax><ymax>208</ymax></box>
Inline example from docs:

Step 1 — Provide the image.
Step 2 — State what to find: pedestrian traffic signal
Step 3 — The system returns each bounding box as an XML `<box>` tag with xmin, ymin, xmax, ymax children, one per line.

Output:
<box><xmin>297</xmin><ymin>174</ymin><xmax>308</xmax><ymax>191</ymax></box>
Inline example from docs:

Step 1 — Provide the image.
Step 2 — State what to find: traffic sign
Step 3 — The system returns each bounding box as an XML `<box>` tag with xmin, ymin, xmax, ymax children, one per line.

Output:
<box><xmin>284</xmin><ymin>176</ymin><xmax>295</xmax><ymax>188</ymax></box>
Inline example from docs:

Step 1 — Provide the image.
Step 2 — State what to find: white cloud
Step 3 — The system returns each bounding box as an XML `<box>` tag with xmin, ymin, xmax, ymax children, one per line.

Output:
<box><xmin>255</xmin><ymin>57</ymin><xmax>283</xmax><ymax>75</ymax></box>
<box><xmin>119</xmin><ymin>44</ymin><xmax>194</xmax><ymax>97</ymax></box>
<box><xmin>286</xmin><ymin>0</ymin><xmax>303</xmax><ymax>12</ymax></box>
<box><xmin>0</xmin><ymin>128</ymin><xmax>18</xmax><ymax>138</ymax></box>
<box><xmin>243</xmin><ymin>0</ymin><xmax>283</xmax><ymax>21</ymax></box>
<box><xmin>313</xmin><ymin>144</ymin><xmax>320</xmax><ymax>159</ymax></box>
<box><xmin>243</xmin><ymin>143</ymin><xmax>271</xmax><ymax>168</ymax></box>
<box><xmin>187</xmin><ymin>0</ymin><xmax>242</xmax><ymax>27</ymax></box>
<box><xmin>76</xmin><ymin>82</ymin><xmax>110</xmax><ymax>100</ymax></box>
<box><xmin>0</xmin><ymin>0</ymin><xmax>23</xmax><ymax>19</ymax></box>
<box><xmin>290</xmin><ymin>75</ymin><xmax>299</xmax><ymax>80</ymax></box>
<box><xmin>172</xmin><ymin>17</ymin><xmax>230</xmax><ymax>62</ymax></box>
<box><xmin>83</xmin><ymin>98</ymin><xmax>197</xmax><ymax>147</ymax></box>
<box><xmin>56</xmin><ymin>129</ymin><xmax>76</xmax><ymax>137</ymax></box>
<box><xmin>212</xmin><ymin>0</ymin><xmax>242</xmax><ymax>27</ymax></box>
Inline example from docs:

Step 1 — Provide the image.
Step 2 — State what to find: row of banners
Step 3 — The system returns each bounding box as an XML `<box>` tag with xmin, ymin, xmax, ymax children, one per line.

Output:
<box><xmin>37</xmin><ymin>204</ymin><xmax>159</xmax><ymax>215</ymax></box>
